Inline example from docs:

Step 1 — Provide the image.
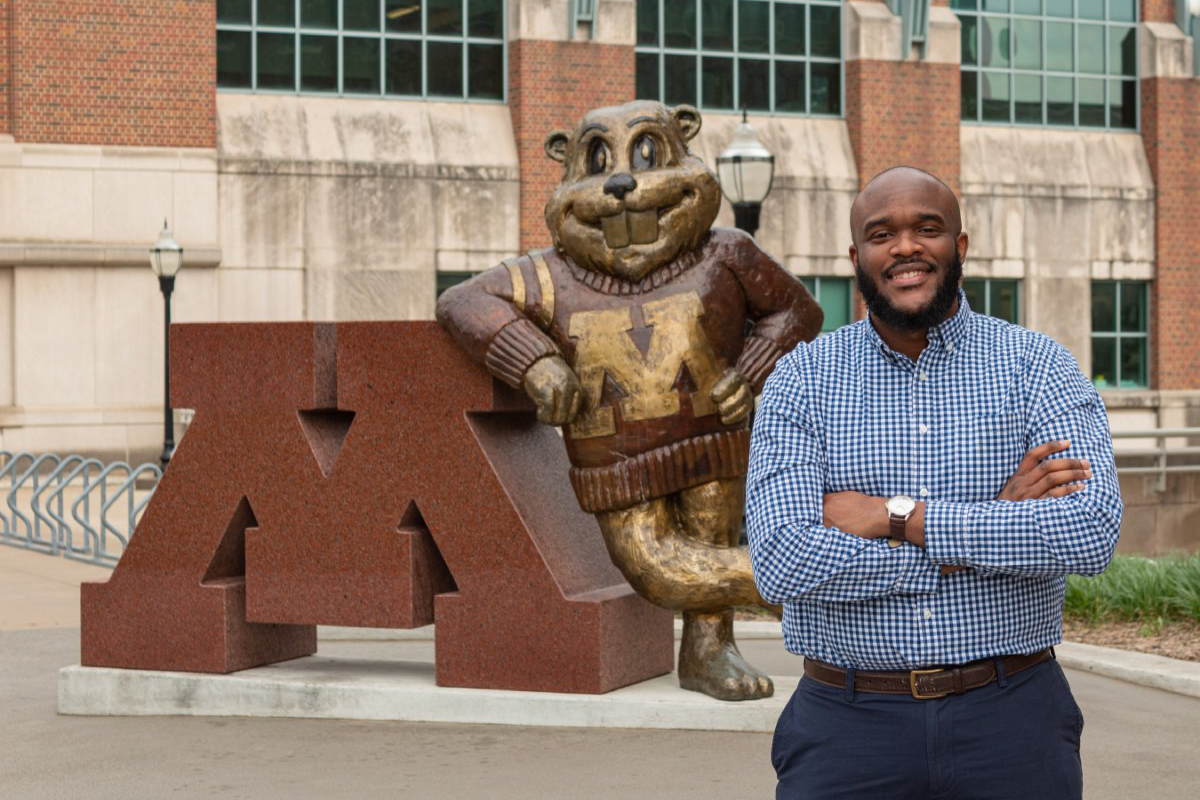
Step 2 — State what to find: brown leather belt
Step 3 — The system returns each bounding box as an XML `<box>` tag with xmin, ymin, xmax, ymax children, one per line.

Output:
<box><xmin>803</xmin><ymin>649</ymin><xmax>1053</xmax><ymax>699</ymax></box>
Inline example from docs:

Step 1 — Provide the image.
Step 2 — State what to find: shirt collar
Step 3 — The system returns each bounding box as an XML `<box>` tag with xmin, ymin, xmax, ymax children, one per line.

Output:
<box><xmin>863</xmin><ymin>287</ymin><xmax>973</xmax><ymax>362</ymax></box>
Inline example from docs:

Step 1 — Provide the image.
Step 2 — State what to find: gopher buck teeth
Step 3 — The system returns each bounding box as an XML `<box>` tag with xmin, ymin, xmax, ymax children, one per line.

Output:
<box><xmin>601</xmin><ymin>208</ymin><xmax>659</xmax><ymax>249</ymax></box>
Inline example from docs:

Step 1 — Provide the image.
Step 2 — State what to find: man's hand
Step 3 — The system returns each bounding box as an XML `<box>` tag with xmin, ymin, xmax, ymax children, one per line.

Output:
<box><xmin>711</xmin><ymin>368</ymin><xmax>753</xmax><ymax>425</ymax></box>
<box><xmin>822</xmin><ymin>491</ymin><xmax>888</xmax><ymax>539</ymax></box>
<box><xmin>996</xmin><ymin>440</ymin><xmax>1091</xmax><ymax>501</ymax></box>
<box><xmin>522</xmin><ymin>356</ymin><xmax>583</xmax><ymax>426</ymax></box>
<box><xmin>823</xmin><ymin>492</ymin><xmax>958</xmax><ymax>575</ymax></box>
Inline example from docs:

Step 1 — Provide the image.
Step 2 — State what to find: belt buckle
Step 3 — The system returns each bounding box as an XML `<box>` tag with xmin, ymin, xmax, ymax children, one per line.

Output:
<box><xmin>909</xmin><ymin>668</ymin><xmax>950</xmax><ymax>699</ymax></box>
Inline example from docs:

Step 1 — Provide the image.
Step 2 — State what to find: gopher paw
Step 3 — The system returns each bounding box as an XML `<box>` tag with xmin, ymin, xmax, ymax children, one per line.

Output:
<box><xmin>523</xmin><ymin>356</ymin><xmax>583</xmax><ymax>426</ymax></box>
<box><xmin>710</xmin><ymin>368</ymin><xmax>753</xmax><ymax>425</ymax></box>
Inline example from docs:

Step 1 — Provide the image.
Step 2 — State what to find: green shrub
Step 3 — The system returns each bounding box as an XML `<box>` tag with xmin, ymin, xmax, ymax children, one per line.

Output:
<box><xmin>1064</xmin><ymin>554</ymin><xmax>1200</xmax><ymax>624</ymax></box>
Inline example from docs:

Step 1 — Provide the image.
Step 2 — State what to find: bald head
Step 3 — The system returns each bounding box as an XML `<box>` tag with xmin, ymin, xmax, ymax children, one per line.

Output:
<box><xmin>850</xmin><ymin>167</ymin><xmax>962</xmax><ymax>247</ymax></box>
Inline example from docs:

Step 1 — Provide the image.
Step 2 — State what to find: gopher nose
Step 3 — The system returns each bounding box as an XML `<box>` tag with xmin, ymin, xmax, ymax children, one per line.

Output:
<box><xmin>603</xmin><ymin>173</ymin><xmax>638</xmax><ymax>201</ymax></box>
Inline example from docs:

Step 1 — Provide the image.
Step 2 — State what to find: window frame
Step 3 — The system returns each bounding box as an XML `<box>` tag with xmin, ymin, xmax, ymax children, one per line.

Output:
<box><xmin>798</xmin><ymin>275</ymin><xmax>854</xmax><ymax>333</ymax></box>
<box><xmin>963</xmin><ymin>277</ymin><xmax>1022</xmax><ymax>324</ymax></box>
<box><xmin>634</xmin><ymin>0</ymin><xmax>845</xmax><ymax>117</ymax></box>
<box><xmin>436</xmin><ymin>270</ymin><xmax>479</xmax><ymax>297</ymax></box>
<box><xmin>953</xmin><ymin>0</ymin><xmax>1139</xmax><ymax>132</ymax></box>
<box><xmin>1090</xmin><ymin>279</ymin><xmax>1149</xmax><ymax>389</ymax></box>
<box><xmin>216</xmin><ymin>0</ymin><xmax>508</xmax><ymax>102</ymax></box>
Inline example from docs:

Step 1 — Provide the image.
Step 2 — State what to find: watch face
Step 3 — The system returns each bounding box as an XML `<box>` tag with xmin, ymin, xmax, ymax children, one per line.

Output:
<box><xmin>887</xmin><ymin>495</ymin><xmax>916</xmax><ymax>516</ymax></box>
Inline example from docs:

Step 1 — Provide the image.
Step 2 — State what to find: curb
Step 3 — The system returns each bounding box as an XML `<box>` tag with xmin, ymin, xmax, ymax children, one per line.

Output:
<box><xmin>1055</xmin><ymin>641</ymin><xmax>1200</xmax><ymax>699</ymax></box>
<box><xmin>318</xmin><ymin>623</ymin><xmax>1200</xmax><ymax>699</ymax></box>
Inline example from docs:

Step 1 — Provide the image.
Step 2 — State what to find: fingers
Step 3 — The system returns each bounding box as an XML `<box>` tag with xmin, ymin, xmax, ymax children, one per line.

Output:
<box><xmin>1027</xmin><ymin>458</ymin><xmax>1092</xmax><ymax>498</ymax></box>
<box><xmin>718</xmin><ymin>381</ymin><xmax>753</xmax><ymax>425</ymax></box>
<box><xmin>536</xmin><ymin>383</ymin><xmax>561</xmax><ymax>425</ymax></box>
<box><xmin>1039</xmin><ymin>483</ymin><xmax>1087</xmax><ymax>500</ymax></box>
<box><xmin>710</xmin><ymin>369</ymin><xmax>742</xmax><ymax>403</ymax></box>
<box><xmin>539</xmin><ymin>379</ymin><xmax>583</xmax><ymax>425</ymax></box>
<box><xmin>565</xmin><ymin>381</ymin><xmax>583</xmax><ymax>422</ymax></box>
<box><xmin>1016</xmin><ymin>439</ymin><xmax>1071</xmax><ymax>475</ymax></box>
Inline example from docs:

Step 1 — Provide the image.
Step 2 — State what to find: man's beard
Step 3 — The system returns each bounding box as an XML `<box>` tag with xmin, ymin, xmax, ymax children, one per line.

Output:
<box><xmin>855</xmin><ymin>253</ymin><xmax>963</xmax><ymax>334</ymax></box>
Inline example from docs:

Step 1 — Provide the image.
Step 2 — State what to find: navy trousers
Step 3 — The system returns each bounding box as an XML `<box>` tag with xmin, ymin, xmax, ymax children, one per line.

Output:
<box><xmin>772</xmin><ymin>659</ymin><xmax>1084</xmax><ymax>800</ymax></box>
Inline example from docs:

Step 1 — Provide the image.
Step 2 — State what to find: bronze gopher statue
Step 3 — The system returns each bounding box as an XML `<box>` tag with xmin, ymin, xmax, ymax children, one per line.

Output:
<box><xmin>436</xmin><ymin>100</ymin><xmax>821</xmax><ymax>700</ymax></box>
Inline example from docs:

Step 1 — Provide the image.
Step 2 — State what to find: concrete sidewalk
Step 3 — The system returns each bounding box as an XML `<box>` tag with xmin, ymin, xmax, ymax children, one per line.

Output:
<box><xmin>0</xmin><ymin>544</ymin><xmax>110</xmax><ymax>631</ymax></box>
<box><xmin>5</xmin><ymin>544</ymin><xmax>1200</xmax><ymax>798</ymax></box>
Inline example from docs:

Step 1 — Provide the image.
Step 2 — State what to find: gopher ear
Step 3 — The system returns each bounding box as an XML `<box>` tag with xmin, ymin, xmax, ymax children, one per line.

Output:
<box><xmin>544</xmin><ymin>131</ymin><xmax>570</xmax><ymax>163</ymax></box>
<box><xmin>672</xmin><ymin>105</ymin><xmax>702</xmax><ymax>141</ymax></box>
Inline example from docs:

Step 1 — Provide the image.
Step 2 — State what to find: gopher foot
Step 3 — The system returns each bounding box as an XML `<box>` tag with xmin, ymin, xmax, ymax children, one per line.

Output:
<box><xmin>678</xmin><ymin>610</ymin><xmax>774</xmax><ymax>701</ymax></box>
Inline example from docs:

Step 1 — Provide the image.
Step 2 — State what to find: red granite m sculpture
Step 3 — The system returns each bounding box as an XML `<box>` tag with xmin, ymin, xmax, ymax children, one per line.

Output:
<box><xmin>80</xmin><ymin>322</ymin><xmax>672</xmax><ymax>693</ymax></box>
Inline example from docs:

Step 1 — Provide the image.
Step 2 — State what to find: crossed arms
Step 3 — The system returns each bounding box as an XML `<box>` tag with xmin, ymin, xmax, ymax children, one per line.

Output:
<box><xmin>745</xmin><ymin>348</ymin><xmax>1123</xmax><ymax>605</ymax></box>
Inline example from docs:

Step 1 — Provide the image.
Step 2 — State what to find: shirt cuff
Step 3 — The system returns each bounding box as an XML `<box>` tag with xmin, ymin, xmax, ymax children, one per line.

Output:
<box><xmin>483</xmin><ymin>318</ymin><xmax>562</xmax><ymax>388</ymax></box>
<box><xmin>736</xmin><ymin>336</ymin><xmax>786</xmax><ymax>393</ymax></box>
<box><xmin>891</xmin><ymin>541</ymin><xmax>942</xmax><ymax>595</ymax></box>
<box><xmin>924</xmin><ymin>500</ymin><xmax>973</xmax><ymax>566</ymax></box>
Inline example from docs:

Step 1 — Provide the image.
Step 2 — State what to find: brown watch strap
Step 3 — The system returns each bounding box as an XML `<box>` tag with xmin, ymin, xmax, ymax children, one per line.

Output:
<box><xmin>889</xmin><ymin>513</ymin><xmax>907</xmax><ymax>543</ymax></box>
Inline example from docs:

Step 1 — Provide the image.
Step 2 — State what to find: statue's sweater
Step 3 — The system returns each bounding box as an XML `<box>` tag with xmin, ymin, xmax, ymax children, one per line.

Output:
<box><xmin>436</xmin><ymin>228</ymin><xmax>818</xmax><ymax>513</ymax></box>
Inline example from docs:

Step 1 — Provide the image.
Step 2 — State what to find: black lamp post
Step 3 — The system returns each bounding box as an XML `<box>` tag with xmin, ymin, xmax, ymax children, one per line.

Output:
<box><xmin>715</xmin><ymin>111</ymin><xmax>776</xmax><ymax>237</ymax></box>
<box><xmin>149</xmin><ymin>220</ymin><xmax>183</xmax><ymax>467</ymax></box>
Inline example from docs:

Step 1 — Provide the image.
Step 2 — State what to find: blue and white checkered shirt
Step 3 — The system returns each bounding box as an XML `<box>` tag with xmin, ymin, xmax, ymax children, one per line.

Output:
<box><xmin>746</xmin><ymin>291</ymin><xmax>1122</xmax><ymax>669</ymax></box>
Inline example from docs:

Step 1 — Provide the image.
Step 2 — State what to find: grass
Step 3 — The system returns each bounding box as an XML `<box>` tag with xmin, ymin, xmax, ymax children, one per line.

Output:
<box><xmin>1064</xmin><ymin>553</ymin><xmax>1200</xmax><ymax>626</ymax></box>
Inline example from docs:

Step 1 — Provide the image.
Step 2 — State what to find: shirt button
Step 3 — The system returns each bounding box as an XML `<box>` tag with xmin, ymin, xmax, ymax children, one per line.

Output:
<box><xmin>919</xmin><ymin>424</ymin><xmax>929</xmax><ymax>434</ymax></box>
<box><xmin>919</xmin><ymin>371</ymin><xmax>929</xmax><ymax>381</ymax></box>
<box><xmin>923</xmin><ymin>609</ymin><xmax>933</xmax><ymax>620</ymax></box>
<box><xmin>919</xmin><ymin>487</ymin><xmax>929</xmax><ymax>497</ymax></box>
<box><xmin>947</xmin><ymin>343</ymin><xmax>955</xmax><ymax>352</ymax></box>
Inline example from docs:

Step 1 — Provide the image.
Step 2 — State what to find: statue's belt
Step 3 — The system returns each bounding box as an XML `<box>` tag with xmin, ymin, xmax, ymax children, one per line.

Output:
<box><xmin>803</xmin><ymin>648</ymin><xmax>1054</xmax><ymax>699</ymax></box>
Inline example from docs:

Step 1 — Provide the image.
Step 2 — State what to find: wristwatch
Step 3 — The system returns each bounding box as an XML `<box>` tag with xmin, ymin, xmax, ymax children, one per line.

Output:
<box><xmin>885</xmin><ymin>495</ymin><xmax>917</xmax><ymax>544</ymax></box>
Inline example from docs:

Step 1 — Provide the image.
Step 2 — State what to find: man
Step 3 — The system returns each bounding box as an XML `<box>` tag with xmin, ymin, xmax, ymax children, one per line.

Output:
<box><xmin>746</xmin><ymin>166</ymin><xmax>1122</xmax><ymax>799</ymax></box>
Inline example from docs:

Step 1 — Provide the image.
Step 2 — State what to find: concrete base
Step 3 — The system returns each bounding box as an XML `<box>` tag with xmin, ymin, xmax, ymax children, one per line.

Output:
<box><xmin>58</xmin><ymin>657</ymin><xmax>795</xmax><ymax>732</ymax></box>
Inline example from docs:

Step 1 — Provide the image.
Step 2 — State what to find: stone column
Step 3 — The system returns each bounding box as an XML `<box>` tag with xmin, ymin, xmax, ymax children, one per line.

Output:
<box><xmin>844</xmin><ymin>0</ymin><xmax>961</xmax><ymax>191</ymax></box>
<box><xmin>1140</xmin><ymin>12</ymin><xmax>1200</xmax><ymax>390</ymax></box>
<box><xmin>507</xmin><ymin>0</ymin><xmax>637</xmax><ymax>251</ymax></box>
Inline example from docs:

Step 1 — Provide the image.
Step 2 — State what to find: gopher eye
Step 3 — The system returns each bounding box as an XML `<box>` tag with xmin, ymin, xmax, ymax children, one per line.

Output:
<box><xmin>631</xmin><ymin>135</ymin><xmax>657</xmax><ymax>170</ymax></box>
<box><xmin>587</xmin><ymin>140</ymin><xmax>610</xmax><ymax>175</ymax></box>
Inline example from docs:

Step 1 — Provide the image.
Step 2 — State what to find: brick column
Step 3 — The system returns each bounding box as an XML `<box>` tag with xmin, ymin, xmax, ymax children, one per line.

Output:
<box><xmin>1140</xmin><ymin>14</ymin><xmax>1200</xmax><ymax>389</ymax></box>
<box><xmin>7</xmin><ymin>1</ymin><xmax>214</xmax><ymax>147</ymax></box>
<box><xmin>844</xmin><ymin>1</ymin><xmax>961</xmax><ymax>192</ymax></box>
<box><xmin>508</xmin><ymin>0</ymin><xmax>636</xmax><ymax>251</ymax></box>
<box><xmin>0</xmin><ymin>1</ymin><xmax>10</xmax><ymax>136</ymax></box>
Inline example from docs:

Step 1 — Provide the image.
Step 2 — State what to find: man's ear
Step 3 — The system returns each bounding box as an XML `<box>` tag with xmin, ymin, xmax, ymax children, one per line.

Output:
<box><xmin>544</xmin><ymin>131</ymin><xmax>570</xmax><ymax>163</ymax></box>
<box><xmin>672</xmin><ymin>105</ymin><xmax>702</xmax><ymax>141</ymax></box>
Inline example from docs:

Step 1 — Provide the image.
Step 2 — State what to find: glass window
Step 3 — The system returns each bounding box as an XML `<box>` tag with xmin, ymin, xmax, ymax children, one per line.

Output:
<box><xmin>963</xmin><ymin>278</ymin><xmax>1021</xmax><ymax>324</ymax></box>
<box><xmin>216</xmin><ymin>1</ymin><xmax>506</xmax><ymax>99</ymax></box>
<box><xmin>436</xmin><ymin>271</ymin><xmax>479</xmax><ymax>297</ymax></box>
<box><xmin>956</xmin><ymin>0</ymin><xmax>1137</xmax><ymax>129</ymax></box>
<box><xmin>1091</xmin><ymin>281</ymin><xmax>1148</xmax><ymax>388</ymax></box>
<box><xmin>798</xmin><ymin>276</ymin><xmax>853</xmax><ymax>333</ymax></box>
<box><xmin>635</xmin><ymin>0</ymin><xmax>843</xmax><ymax>116</ymax></box>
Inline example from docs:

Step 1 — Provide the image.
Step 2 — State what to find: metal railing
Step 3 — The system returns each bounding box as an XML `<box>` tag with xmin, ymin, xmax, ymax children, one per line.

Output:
<box><xmin>0</xmin><ymin>451</ymin><xmax>161</xmax><ymax>567</ymax></box>
<box><xmin>1111</xmin><ymin>428</ymin><xmax>1200</xmax><ymax>493</ymax></box>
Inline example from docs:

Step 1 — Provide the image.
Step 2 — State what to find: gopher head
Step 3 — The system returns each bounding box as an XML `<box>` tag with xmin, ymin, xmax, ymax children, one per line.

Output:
<box><xmin>543</xmin><ymin>101</ymin><xmax>721</xmax><ymax>283</ymax></box>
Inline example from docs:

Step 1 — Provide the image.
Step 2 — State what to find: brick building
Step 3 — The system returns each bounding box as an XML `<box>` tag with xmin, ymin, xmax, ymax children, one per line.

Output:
<box><xmin>1</xmin><ymin>1</ymin><xmax>1199</xmax><ymax>537</ymax></box>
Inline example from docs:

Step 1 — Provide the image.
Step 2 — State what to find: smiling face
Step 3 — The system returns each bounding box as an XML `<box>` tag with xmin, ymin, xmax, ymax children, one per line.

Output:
<box><xmin>849</xmin><ymin>168</ymin><xmax>969</xmax><ymax>334</ymax></box>
<box><xmin>543</xmin><ymin>101</ymin><xmax>721</xmax><ymax>282</ymax></box>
